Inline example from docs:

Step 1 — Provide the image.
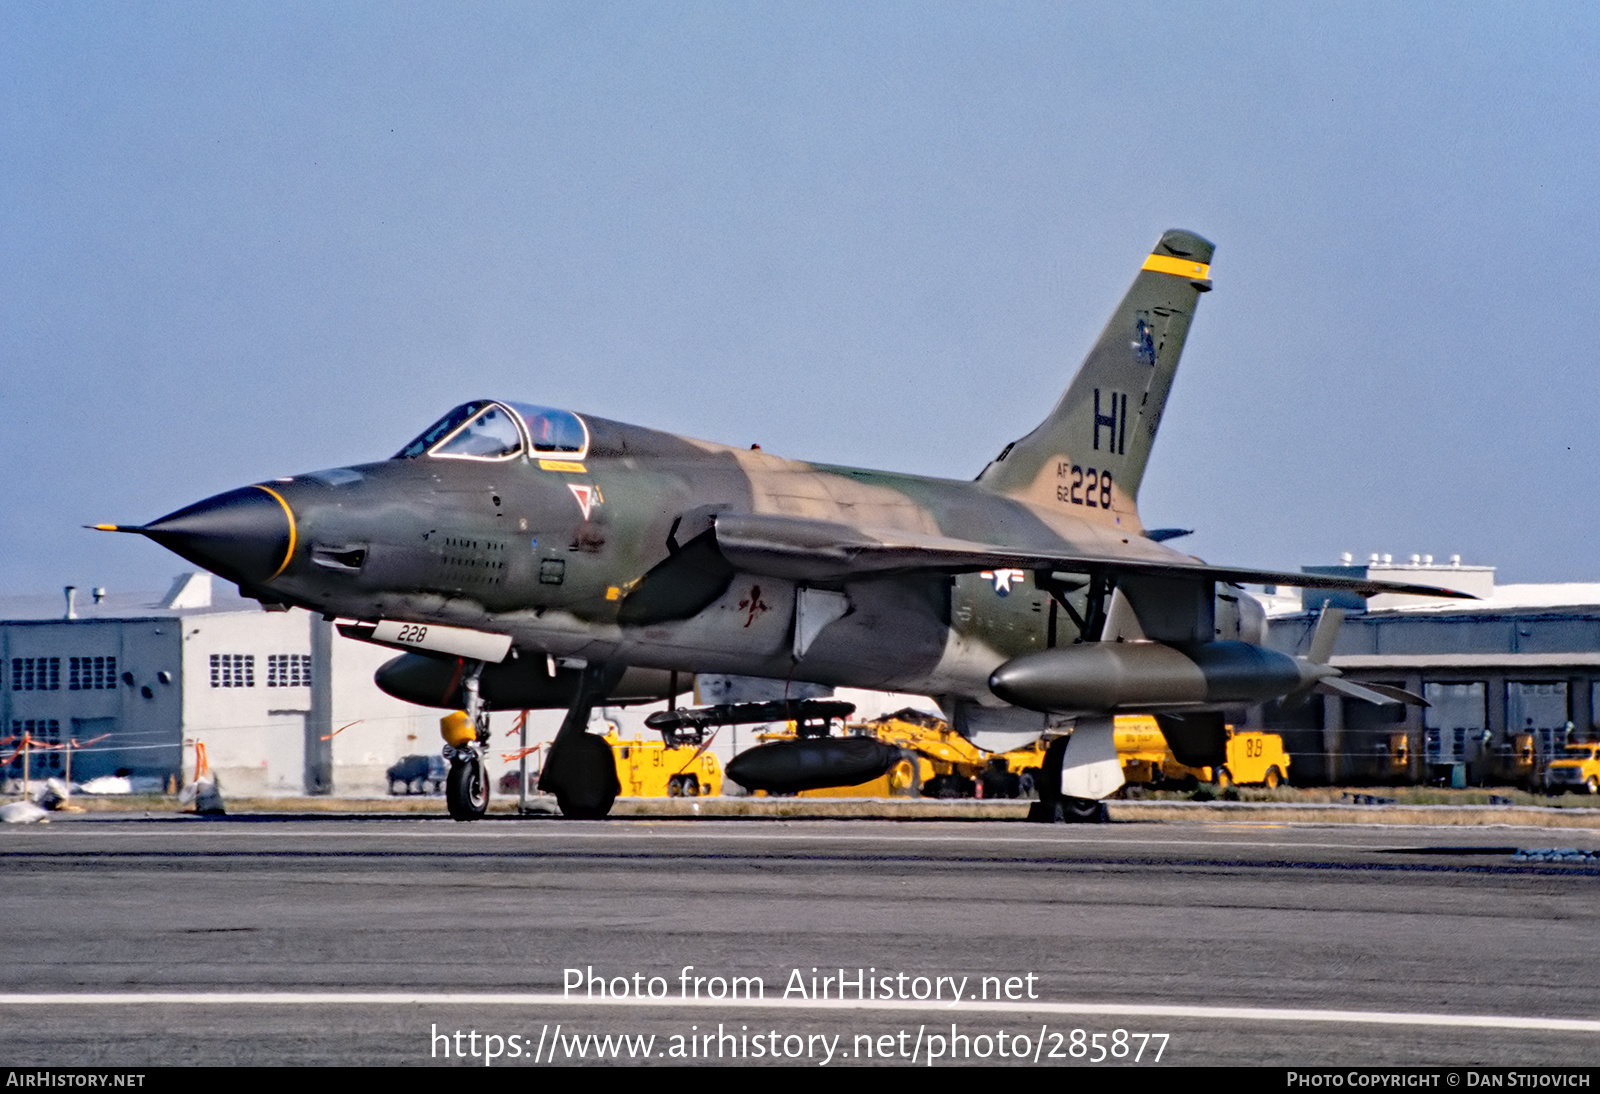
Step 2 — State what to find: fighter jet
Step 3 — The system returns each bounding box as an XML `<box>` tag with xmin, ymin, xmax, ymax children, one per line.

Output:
<box><xmin>98</xmin><ymin>230</ymin><xmax>1469</xmax><ymax>820</ymax></box>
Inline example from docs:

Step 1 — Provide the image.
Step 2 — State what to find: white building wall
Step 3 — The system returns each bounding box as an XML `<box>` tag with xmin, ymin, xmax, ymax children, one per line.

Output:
<box><xmin>179</xmin><ymin>607</ymin><xmax>436</xmax><ymax>797</ymax></box>
<box><xmin>180</xmin><ymin>608</ymin><xmax>314</xmax><ymax>795</ymax></box>
<box><xmin>326</xmin><ymin>635</ymin><xmax>445</xmax><ymax>796</ymax></box>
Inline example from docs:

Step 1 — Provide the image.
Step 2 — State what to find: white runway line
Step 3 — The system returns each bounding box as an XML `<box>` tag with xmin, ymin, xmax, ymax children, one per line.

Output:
<box><xmin>0</xmin><ymin>993</ymin><xmax>1596</xmax><ymax>1032</ymax></box>
<box><xmin>8</xmin><ymin>824</ymin><xmax>1549</xmax><ymax>854</ymax></box>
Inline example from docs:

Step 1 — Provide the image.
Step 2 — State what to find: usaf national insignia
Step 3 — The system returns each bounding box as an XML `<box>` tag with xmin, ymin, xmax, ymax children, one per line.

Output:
<box><xmin>981</xmin><ymin>568</ymin><xmax>1026</xmax><ymax>596</ymax></box>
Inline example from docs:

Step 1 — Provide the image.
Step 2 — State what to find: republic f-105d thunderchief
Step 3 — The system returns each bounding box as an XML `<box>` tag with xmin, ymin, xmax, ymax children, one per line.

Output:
<box><xmin>100</xmin><ymin>230</ymin><xmax>1469</xmax><ymax>820</ymax></box>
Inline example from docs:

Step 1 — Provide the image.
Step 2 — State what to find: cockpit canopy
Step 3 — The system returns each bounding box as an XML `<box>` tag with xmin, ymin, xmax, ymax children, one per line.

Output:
<box><xmin>394</xmin><ymin>401</ymin><xmax>589</xmax><ymax>462</ymax></box>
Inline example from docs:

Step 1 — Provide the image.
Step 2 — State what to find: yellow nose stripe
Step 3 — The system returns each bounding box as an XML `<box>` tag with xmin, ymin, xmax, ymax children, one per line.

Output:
<box><xmin>253</xmin><ymin>485</ymin><xmax>298</xmax><ymax>581</ymax></box>
<box><xmin>1142</xmin><ymin>253</ymin><xmax>1211</xmax><ymax>280</ymax></box>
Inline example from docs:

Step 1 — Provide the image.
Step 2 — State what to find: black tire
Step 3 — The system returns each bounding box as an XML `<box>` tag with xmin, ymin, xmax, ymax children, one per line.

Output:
<box><xmin>446</xmin><ymin>755</ymin><xmax>489</xmax><ymax>821</ymax></box>
<box><xmin>925</xmin><ymin>774</ymin><xmax>976</xmax><ymax>799</ymax></box>
<box><xmin>1263</xmin><ymin>766</ymin><xmax>1281</xmax><ymax>790</ymax></box>
<box><xmin>1061</xmin><ymin>796</ymin><xmax>1105</xmax><ymax>823</ymax></box>
<box><xmin>556</xmin><ymin>791</ymin><xmax>617</xmax><ymax>820</ymax></box>
<box><xmin>682</xmin><ymin>776</ymin><xmax>700</xmax><ymax>798</ymax></box>
<box><xmin>542</xmin><ymin>733</ymin><xmax>621</xmax><ymax>819</ymax></box>
<box><xmin>1037</xmin><ymin>737</ymin><xmax>1071</xmax><ymax>804</ymax></box>
<box><xmin>1027</xmin><ymin>796</ymin><xmax>1108</xmax><ymax>823</ymax></box>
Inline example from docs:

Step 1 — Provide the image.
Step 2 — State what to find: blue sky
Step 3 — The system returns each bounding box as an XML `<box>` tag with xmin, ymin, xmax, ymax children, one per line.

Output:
<box><xmin>4</xmin><ymin>2</ymin><xmax>1598</xmax><ymax>595</ymax></box>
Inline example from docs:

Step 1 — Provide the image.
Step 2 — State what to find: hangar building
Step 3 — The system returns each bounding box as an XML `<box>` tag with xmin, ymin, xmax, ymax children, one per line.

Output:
<box><xmin>1255</xmin><ymin>556</ymin><xmax>1600</xmax><ymax>787</ymax></box>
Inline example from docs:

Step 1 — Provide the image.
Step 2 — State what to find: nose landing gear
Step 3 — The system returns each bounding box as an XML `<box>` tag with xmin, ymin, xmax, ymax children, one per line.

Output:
<box><xmin>444</xmin><ymin>660</ymin><xmax>492</xmax><ymax>822</ymax></box>
<box><xmin>445</xmin><ymin>745</ymin><xmax>489</xmax><ymax>820</ymax></box>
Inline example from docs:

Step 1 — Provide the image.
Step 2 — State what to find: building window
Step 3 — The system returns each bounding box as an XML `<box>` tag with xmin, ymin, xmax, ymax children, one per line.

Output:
<box><xmin>267</xmin><ymin>654</ymin><xmax>312</xmax><ymax>688</ymax></box>
<box><xmin>10</xmin><ymin>658</ymin><xmax>60</xmax><ymax>691</ymax></box>
<box><xmin>209</xmin><ymin>654</ymin><xmax>255</xmax><ymax>688</ymax></box>
<box><xmin>68</xmin><ymin>656</ymin><xmax>118</xmax><ymax>691</ymax></box>
<box><xmin>6</xmin><ymin>719</ymin><xmax>62</xmax><ymax>775</ymax></box>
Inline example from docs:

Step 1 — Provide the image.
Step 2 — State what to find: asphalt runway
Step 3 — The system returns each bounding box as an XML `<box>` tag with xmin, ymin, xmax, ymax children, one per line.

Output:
<box><xmin>2</xmin><ymin>813</ymin><xmax>1598</xmax><ymax>1067</ymax></box>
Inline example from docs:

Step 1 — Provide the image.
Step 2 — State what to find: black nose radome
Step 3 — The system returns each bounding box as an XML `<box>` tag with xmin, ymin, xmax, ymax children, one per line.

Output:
<box><xmin>138</xmin><ymin>485</ymin><xmax>295</xmax><ymax>586</ymax></box>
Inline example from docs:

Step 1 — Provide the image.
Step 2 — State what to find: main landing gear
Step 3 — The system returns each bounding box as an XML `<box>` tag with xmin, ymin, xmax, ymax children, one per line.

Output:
<box><xmin>1025</xmin><ymin>722</ymin><xmax>1119</xmax><ymax>824</ymax></box>
<box><xmin>537</xmin><ymin>662</ymin><xmax>622</xmax><ymax>819</ymax></box>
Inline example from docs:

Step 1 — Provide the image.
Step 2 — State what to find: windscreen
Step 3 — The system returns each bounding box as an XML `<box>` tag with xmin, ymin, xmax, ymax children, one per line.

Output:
<box><xmin>431</xmin><ymin>404</ymin><xmax>524</xmax><ymax>460</ymax></box>
<box><xmin>393</xmin><ymin>402</ymin><xmax>491</xmax><ymax>459</ymax></box>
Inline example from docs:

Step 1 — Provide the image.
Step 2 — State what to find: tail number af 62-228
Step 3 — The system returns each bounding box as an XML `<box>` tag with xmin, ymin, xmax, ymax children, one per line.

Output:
<box><xmin>1055</xmin><ymin>463</ymin><xmax>1113</xmax><ymax>508</ymax></box>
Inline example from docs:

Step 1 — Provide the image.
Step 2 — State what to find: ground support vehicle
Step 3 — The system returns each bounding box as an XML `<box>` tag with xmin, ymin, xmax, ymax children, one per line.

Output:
<box><xmin>605</xmin><ymin>729</ymin><xmax>723</xmax><ymax>798</ymax></box>
<box><xmin>756</xmin><ymin>709</ymin><xmax>1037</xmax><ymax>799</ymax></box>
<box><xmin>1207</xmin><ymin>729</ymin><xmax>1293</xmax><ymax>789</ymax></box>
<box><xmin>1114</xmin><ymin>715</ymin><xmax>1291</xmax><ymax>789</ymax></box>
<box><xmin>1544</xmin><ymin>742</ymin><xmax>1600</xmax><ymax>795</ymax></box>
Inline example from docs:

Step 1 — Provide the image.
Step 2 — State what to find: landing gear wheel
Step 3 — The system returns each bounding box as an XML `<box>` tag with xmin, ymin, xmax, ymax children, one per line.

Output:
<box><xmin>1026</xmin><ymin>737</ymin><xmax>1069</xmax><ymax>822</ymax></box>
<box><xmin>446</xmin><ymin>753</ymin><xmax>489</xmax><ymax>821</ymax></box>
<box><xmin>543</xmin><ymin>732</ymin><xmax>621</xmax><ymax>819</ymax></box>
<box><xmin>1061</xmin><ymin>796</ymin><xmax>1107</xmax><ymax>823</ymax></box>
<box><xmin>556</xmin><ymin>790</ymin><xmax>618</xmax><ymax>820</ymax></box>
<box><xmin>1026</xmin><ymin>796</ymin><xmax>1108</xmax><ymax>823</ymax></box>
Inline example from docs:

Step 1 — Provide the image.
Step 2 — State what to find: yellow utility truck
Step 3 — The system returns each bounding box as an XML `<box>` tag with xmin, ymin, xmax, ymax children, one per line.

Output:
<box><xmin>1544</xmin><ymin>742</ymin><xmax>1600</xmax><ymax>795</ymax></box>
<box><xmin>1115</xmin><ymin>715</ymin><xmax>1291</xmax><ymax>789</ymax></box>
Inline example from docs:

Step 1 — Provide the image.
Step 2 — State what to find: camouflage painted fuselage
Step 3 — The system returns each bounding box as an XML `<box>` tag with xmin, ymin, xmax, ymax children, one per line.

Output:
<box><xmin>256</xmin><ymin>419</ymin><xmax>1198</xmax><ymax>709</ymax></box>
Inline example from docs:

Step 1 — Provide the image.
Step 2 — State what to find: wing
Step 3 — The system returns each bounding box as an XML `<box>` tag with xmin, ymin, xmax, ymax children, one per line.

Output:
<box><xmin>710</xmin><ymin>513</ymin><xmax>1477</xmax><ymax>599</ymax></box>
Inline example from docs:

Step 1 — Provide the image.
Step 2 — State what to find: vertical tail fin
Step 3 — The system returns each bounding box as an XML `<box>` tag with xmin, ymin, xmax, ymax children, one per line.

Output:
<box><xmin>978</xmin><ymin>229</ymin><xmax>1214</xmax><ymax>530</ymax></box>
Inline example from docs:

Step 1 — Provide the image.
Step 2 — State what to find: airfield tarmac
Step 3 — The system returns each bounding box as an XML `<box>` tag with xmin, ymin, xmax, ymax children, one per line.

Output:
<box><xmin>2</xmin><ymin>813</ymin><xmax>1598</xmax><ymax>1067</ymax></box>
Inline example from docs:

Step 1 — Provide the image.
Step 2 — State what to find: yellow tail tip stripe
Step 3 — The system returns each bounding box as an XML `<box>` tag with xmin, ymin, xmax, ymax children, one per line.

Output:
<box><xmin>1142</xmin><ymin>253</ymin><xmax>1211</xmax><ymax>280</ymax></box>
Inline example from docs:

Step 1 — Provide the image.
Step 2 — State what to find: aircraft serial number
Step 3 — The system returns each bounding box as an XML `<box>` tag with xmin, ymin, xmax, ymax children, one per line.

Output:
<box><xmin>1054</xmin><ymin>463</ymin><xmax>1113</xmax><ymax>508</ymax></box>
<box><xmin>393</xmin><ymin>624</ymin><xmax>429</xmax><ymax>644</ymax></box>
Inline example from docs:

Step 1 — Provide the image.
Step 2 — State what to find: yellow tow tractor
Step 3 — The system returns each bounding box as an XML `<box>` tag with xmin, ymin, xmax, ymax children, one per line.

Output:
<box><xmin>754</xmin><ymin>709</ymin><xmax>1041</xmax><ymax>799</ymax></box>
<box><xmin>483</xmin><ymin>710</ymin><xmax>725</xmax><ymax>799</ymax></box>
<box><xmin>604</xmin><ymin>726</ymin><xmax>723</xmax><ymax>798</ymax></box>
<box><xmin>750</xmin><ymin>712</ymin><xmax>930</xmax><ymax>798</ymax></box>
<box><xmin>1114</xmin><ymin>714</ymin><xmax>1292</xmax><ymax>789</ymax></box>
